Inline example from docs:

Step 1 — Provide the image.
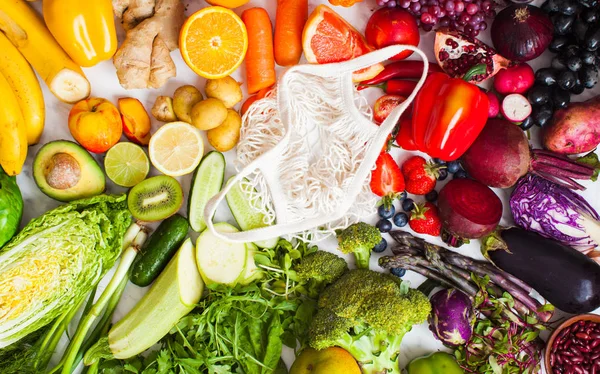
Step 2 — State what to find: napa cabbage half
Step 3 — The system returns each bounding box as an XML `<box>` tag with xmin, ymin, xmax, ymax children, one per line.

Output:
<box><xmin>0</xmin><ymin>194</ymin><xmax>131</xmax><ymax>348</ymax></box>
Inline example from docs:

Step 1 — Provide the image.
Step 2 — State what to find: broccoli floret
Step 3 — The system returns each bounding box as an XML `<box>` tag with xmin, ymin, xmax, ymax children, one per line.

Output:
<box><xmin>295</xmin><ymin>251</ymin><xmax>349</xmax><ymax>298</ymax></box>
<box><xmin>308</xmin><ymin>269</ymin><xmax>431</xmax><ymax>374</ymax></box>
<box><xmin>337</xmin><ymin>222</ymin><xmax>382</xmax><ymax>269</ymax></box>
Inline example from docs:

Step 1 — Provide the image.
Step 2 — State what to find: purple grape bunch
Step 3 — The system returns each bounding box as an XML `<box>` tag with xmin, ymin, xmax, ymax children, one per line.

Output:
<box><xmin>377</xmin><ymin>0</ymin><xmax>498</xmax><ymax>36</ymax></box>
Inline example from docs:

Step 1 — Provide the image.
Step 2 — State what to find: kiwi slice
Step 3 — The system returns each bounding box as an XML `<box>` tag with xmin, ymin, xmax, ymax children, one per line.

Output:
<box><xmin>127</xmin><ymin>175</ymin><xmax>183</xmax><ymax>221</ymax></box>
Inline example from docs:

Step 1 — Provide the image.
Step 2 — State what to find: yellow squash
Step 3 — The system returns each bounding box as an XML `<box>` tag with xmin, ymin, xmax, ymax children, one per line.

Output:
<box><xmin>0</xmin><ymin>32</ymin><xmax>44</xmax><ymax>145</ymax></box>
<box><xmin>43</xmin><ymin>0</ymin><xmax>117</xmax><ymax>67</ymax></box>
<box><xmin>0</xmin><ymin>0</ymin><xmax>90</xmax><ymax>103</ymax></box>
<box><xmin>0</xmin><ymin>72</ymin><xmax>27</xmax><ymax>176</ymax></box>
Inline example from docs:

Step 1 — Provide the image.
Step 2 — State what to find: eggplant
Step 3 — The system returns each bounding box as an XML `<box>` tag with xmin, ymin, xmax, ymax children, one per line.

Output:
<box><xmin>482</xmin><ymin>227</ymin><xmax>600</xmax><ymax>314</ymax></box>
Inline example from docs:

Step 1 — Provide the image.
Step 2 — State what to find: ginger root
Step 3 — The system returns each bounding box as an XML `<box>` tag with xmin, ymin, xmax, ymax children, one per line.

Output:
<box><xmin>112</xmin><ymin>0</ymin><xmax>184</xmax><ymax>89</ymax></box>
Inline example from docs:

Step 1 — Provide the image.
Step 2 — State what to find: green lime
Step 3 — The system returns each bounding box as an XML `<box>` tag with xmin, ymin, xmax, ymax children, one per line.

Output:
<box><xmin>105</xmin><ymin>142</ymin><xmax>150</xmax><ymax>187</ymax></box>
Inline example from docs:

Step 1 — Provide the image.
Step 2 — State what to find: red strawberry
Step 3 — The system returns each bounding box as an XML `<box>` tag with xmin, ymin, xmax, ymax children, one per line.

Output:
<box><xmin>402</xmin><ymin>156</ymin><xmax>444</xmax><ymax>195</ymax></box>
<box><xmin>370</xmin><ymin>152</ymin><xmax>405</xmax><ymax>207</ymax></box>
<box><xmin>409</xmin><ymin>202</ymin><xmax>441</xmax><ymax>236</ymax></box>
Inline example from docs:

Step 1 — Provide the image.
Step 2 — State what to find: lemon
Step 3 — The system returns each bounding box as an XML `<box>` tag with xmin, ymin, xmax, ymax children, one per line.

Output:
<box><xmin>149</xmin><ymin>121</ymin><xmax>204</xmax><ymax>177</ymax></box>
<box><xmin>105</xmin><ymin>142</ymin><xmax>150</xmax><ymax>187</ymax></box>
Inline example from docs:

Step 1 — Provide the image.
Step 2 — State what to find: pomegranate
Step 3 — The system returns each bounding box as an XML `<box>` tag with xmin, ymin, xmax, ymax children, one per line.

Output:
<box><xmin>434</xmin><ymin>28</ymin><xmax>510</xmax><ymax>83</ymax></box>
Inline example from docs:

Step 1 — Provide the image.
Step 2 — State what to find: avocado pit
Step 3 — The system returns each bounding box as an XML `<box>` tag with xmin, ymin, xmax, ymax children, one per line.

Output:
<box><xmin>44</xmin><ymin>153</ymin><xmax>81</xmax><ymax>190</ymax></box>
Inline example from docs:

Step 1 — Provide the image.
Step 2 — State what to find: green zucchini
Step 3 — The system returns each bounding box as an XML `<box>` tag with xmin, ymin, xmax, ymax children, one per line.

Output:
<box><xmin>131</xmin><ymin>214</ymin><xmax>189</xmax><ymax>287</ymax></box>
<box><xmin>195</xmin><ymin>222</ymin><xmax>247</xmax><ymax>286</ymax></box>
<box><xmin>225</xmin><ymin>177</ymin><xmax>279</xmax><ymax>249</ymax></box>
<box><xmin>239</xmin><ymin>242</ymin><xmax>263</xmax><ymax>285</ymax></box>
<box><xmin>108</xmin><ymin>238</ymin><xmax>203</xmax><ymax>359</ymax></box>
<box><xmin>188</xmin><ymin>151</ymin><xmax>226</xmax><ymax>232</ymax></box>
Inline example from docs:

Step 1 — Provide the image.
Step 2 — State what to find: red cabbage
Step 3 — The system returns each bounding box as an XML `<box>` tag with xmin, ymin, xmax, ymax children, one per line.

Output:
<box><xmin>510</xmin><ymin>174</ymin><xmax>600</xmax><ymax>252</ymax></box>
<box><xmin>429</xmin><ymin>289</ymin><xmax>474</xmax><ymax>347</ymax></box>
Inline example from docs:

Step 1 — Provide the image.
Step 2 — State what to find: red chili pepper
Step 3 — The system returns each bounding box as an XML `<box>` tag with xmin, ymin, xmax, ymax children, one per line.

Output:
<box><xmin>358</xmin><ymin>79</ymin><xmax>418</xmax><ymax>96</ymax></box>
<box><xmin>360</xmin><ymin>61</ymin><xmax>443</xmax><ymax>86</ymax></box>
<box><xmin>410</xmin><ymin>64</ymin><xmax>490</xmax><ymax>161</ymax></box>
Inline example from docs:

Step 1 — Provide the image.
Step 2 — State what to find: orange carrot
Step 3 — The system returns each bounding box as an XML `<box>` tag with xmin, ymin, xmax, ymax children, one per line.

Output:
<box><xmin>241</xmin><ymin>95</ymin><xmax>258</xmax><ymax>116</ymax></box>
<box><xmin>241</xmin><ymin>8</ymin><xmax>276</xmax><ymax>94</ymax></box>
<box><xmin>241</xmin><ymin>86</ymin><xmax>272</xmax><ymax>116</ymax></box>
<box><xmin>274</xmin><ymin>0</ymin><xmax>308</xmax><ymax>67</ymax></box>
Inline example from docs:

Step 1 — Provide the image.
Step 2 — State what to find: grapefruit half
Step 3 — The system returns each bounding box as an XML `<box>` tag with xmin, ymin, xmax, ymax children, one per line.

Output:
<box><xmin>302</xmin><ymin>5</ymin><xmax>384</xmax><ymax>82</ymax></box>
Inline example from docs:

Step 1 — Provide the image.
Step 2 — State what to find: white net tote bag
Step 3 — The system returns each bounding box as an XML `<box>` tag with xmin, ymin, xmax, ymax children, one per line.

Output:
<box><xmin>204</xmin><ymin>45</ymin><xmax>429</xmax><ymax>244</ymax></box>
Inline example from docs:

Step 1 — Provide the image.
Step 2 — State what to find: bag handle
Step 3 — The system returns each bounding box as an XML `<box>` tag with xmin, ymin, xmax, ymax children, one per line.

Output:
<box><xmin>204</xmin><ymin>45</ymin><xmax>429</xmax><ymax>243</ymax></box>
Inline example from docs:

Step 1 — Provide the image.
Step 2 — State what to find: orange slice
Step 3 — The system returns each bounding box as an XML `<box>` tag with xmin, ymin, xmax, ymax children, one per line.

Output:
<box><xmin>302</xmin><ymin>5</ymin><xmax>384</xmax><ymax>82</ymax></box>
<box><xmin>180</xmin><ymin>6</ymin><xmax>248</xmax><ymax>79</ymax></box>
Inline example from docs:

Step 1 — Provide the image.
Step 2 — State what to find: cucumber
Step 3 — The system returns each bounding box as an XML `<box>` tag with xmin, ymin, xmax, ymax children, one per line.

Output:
<box><xmin>240</xmin><ymin>242</ymin><xmax>264</xmax><ymax>285</ymax></box>
<box><xmin>131</xmin><ymin>214</ymin><xmax>189</xmax><ymax>287</ymax></box>
<box><xmin>225</xmin><ymin>177</ymin><xmax>279</xmax><ymax>249</ymax></box>
<box><xmin>195</xmin><ymin>222</ymin><xmax>247</xmax><ymax>286</ymax></box>
<box><xmin>108</xmin><ymin>238</ymin><xmax>203</xmax><ymax>359</ymax></box>
<box><xmin>188</xmin><ymin>151</ymin><xmax>226</xmax><ymax>232</ymax></box>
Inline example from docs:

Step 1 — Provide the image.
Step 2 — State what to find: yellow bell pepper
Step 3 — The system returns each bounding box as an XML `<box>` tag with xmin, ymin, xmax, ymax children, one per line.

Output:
<box><xmin>42</xmin><ymin>0</ymin><xmax>117</xmax><ymax>67</ymax></box>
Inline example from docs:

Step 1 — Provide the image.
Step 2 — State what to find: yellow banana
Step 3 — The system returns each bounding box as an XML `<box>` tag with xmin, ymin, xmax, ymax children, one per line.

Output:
<box><xmin>0</xmin><ymin>0</ymin><xmax>90</xmax><ymax>103</ymax></box>
<box><xmin>0</xmin><ymin>31</ymin><xmax>44</xmax><ymax>145</ymax></box>
<box><xmin>0</xmin><ymin>72</ymin><xmax>27</xmax><ymax>176</ymax></box>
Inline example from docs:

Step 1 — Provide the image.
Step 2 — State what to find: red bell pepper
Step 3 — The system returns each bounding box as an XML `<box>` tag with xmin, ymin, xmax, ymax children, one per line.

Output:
<box><xmin>410</xmin><ymin>64</ymin><xmax>489</xmax><ymax>161</ymax></box>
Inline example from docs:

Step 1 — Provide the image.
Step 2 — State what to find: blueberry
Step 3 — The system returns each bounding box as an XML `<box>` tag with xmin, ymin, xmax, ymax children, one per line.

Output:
<box><xmin>393</xmin><ymin>212</ymin><xmax>409</xmax><ymax>227</ymax></box>
<box><xmin>432</xmin><ymin>158</ymin><xmax>446</xmax><ymax>165</ymax></box>
<box><xmin>398</xmin><ymin>191</ymin><xmax>408</xmax><ymax>201</ymax></box>
<box><xmin>425</xmin><ymin>190</ymin><xmax>438</xmax><ymax>202</ymax></box>
<box><xmin>377</xmin><ymin>204</ymin><xmax>396</xmax><ymax>219</ymax></box>
<box><xmin>454</xmin><ymin>170</ymin><xmax>468</xmax><ymax>179</ymax></box>
<box><xmin>390</xmin><ymin>268</ymin><xmax>407</xmax><ymax>278</ymax></box>
<box><xmin>376</xmin><ymin>219</ymin><xmax>393</xmax><ymax>233</ymax></box>
<box><xmin>372</xmin><ymin>238</ymin><xmax>388</xmax><ymax>253</ymax></box>
<box><xmin>402</xmin><ymin>198</ymin><xmax>415</xmax><ymax>212</ymax></box>
<box><xmin>447</xmin><ymin>161</ymin><xmax>461</xmax><ymax>174</ymax></box>
<box><xmin>437</xmin><ymin>168</ymin><xmax>449</xmax><ymax>181</ymax></box>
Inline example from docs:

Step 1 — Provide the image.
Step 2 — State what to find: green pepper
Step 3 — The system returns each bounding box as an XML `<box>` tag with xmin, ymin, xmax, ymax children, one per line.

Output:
<box><xmin>407</xmin><ymin>352</ymin><xmax>464</xmax><ymax>374</ymax></box>
<box><xmin>0</xmin><ymin>166</ymin><xmax>23</xmax><ymax>248</ymax></box>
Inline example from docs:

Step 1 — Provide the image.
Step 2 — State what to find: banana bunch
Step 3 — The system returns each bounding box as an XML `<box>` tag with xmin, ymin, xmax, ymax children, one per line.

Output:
<box><xmin>0</xmin><ymin>32</ymin><xmax>44</xmax><ymax>175</ymax></box>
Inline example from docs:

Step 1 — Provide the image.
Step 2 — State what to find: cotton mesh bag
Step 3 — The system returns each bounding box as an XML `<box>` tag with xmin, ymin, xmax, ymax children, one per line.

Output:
<box><xmin>204</xmin><ymin>45</ymin><xmax>429</xmax><ymax>244</ymax></box>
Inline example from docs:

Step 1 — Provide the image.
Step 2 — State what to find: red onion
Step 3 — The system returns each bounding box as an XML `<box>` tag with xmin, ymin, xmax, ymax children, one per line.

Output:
<box><xmin>491</xmin><ymin>5</ymin><xmax>553</xmax><ymax>62</ymax></box>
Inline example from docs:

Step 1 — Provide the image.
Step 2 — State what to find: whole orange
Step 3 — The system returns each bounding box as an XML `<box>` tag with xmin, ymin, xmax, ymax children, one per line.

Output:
<box><xmin>68</xmin><ymin>98</ymin><xmax>122</xmax><ymax>153</ymax></box>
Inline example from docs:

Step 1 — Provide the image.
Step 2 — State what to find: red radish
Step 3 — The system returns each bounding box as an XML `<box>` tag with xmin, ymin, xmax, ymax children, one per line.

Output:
<box><xmin>486</xmin><ymin>91</ymin><xmax>500</xmax><ymax>118</ymax></box>
<box><xmin>501</xmin><ymin>93</ymin><xmax>532</xmax><ymax>122</ymax></box>
<box><xmin>461</xmin><ymin>119</ymin><xmax>596</xmax><ymax>190</ymax></box>
<box><xmin>373</xmin><ymin>95</ymin><xmax>405</xmax><ymax>124</ymax></box>
<box><xmin>438</xmin><ymin>178</ymin><xmax>502</xmax><ymax>239</ymax></box>
<box><xmin>493</xmin><ymin>63</ymin><xmax>535</xmax><ymax>95</ymax></box>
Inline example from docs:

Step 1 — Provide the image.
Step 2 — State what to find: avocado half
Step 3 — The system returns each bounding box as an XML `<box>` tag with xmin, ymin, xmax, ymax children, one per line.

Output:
<box><xmin>33</xmin><ymin>140</ymin><xmax>105</xmax><ymax>202</ymax></box>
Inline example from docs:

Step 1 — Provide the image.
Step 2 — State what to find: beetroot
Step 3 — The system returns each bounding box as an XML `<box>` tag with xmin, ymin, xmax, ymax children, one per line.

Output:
<box><xmin>438</xmin><ymin>179</ymin><xmax>502</xmax><ymax>240</ymax></box>
<box><xmin>542</xmin><ymin>95</ymin><xmax>600</xmax><ymax>155</ymax></box>
<box><xmin>461</xmin><ymin>119</ymin><xmax>595</xmax><ymax>190</ymax></box>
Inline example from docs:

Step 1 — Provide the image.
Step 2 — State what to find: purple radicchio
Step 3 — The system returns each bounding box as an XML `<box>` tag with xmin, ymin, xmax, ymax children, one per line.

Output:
<box><xmin>510</xmin><ymin>174</ymin><xmax>600</xmax><ymax>258</ymax></box>
<box><xmin>428</xmin><ymin>288</ymin><xmax>474</xmax><ymax>347</ymax></box>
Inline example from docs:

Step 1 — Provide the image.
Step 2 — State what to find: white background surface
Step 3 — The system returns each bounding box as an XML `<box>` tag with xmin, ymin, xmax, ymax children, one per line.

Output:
<box><xmin>16</xmin><ymin>0</ymin><xmax>600</xmax><ymax>372</ymax></box>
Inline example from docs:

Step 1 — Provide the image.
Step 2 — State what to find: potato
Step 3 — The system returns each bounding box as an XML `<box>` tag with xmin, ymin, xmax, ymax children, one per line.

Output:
<box><xmin>173</xmin><ymin>85</ymin><xmax>203</xmax><ymax>123</ymax></box>
<box><xmin>191</xmin><ymin>98</ymin><xmax>228</xmax><ymax>130</ymax></box>
<box><xmin>205</xmin><ymin>76</ymin><xmax>243</xmax><ymax>108</ymax></box>
<box><xmin>207</xmin><ymin>109</ymin><xmax>242</xmax><ymax>152</ymax></box>
<box><xmin>542</xmin><ymin>95</ymin><xmax>600</xmax><ymax>155</ymax></box>
<box><xmin>151</xmin><ymin>96</ymin><xmax>176</xmax><ymax>122</ymax></box>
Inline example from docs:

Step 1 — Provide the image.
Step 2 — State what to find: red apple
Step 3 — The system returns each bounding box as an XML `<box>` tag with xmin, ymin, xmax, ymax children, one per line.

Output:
<box><xmin>365</xmin><ymin>8</ymin><xmax>420</xmax><ymax>61</ymax></box>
